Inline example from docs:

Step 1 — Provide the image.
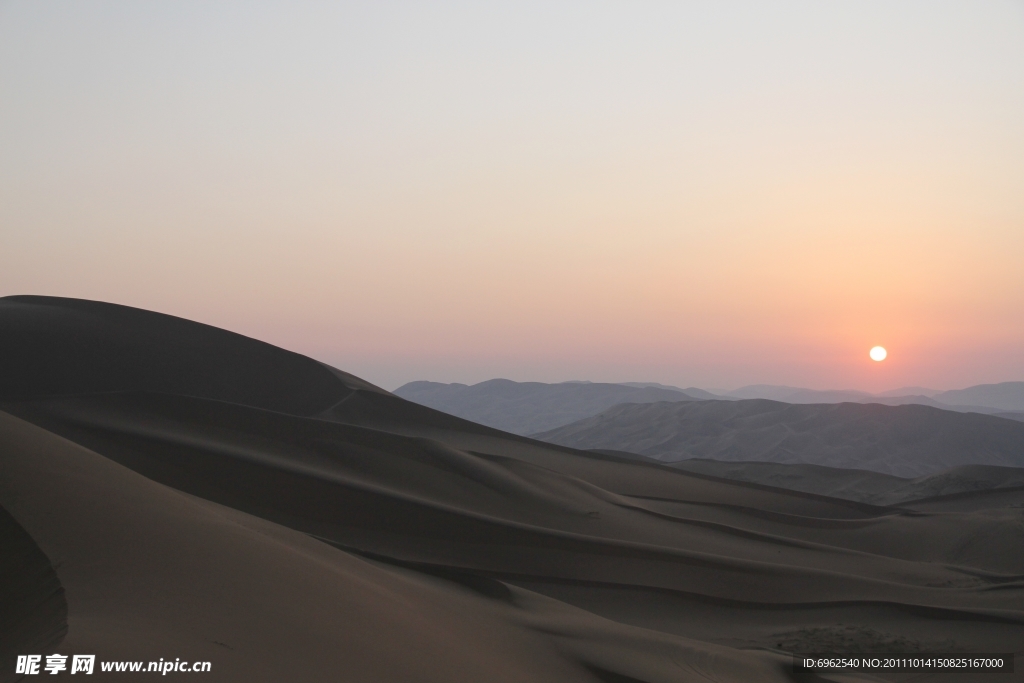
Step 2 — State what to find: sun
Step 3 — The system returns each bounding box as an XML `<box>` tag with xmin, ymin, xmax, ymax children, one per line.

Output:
<box><xmin>869</xmin><ymin>346</ymin><xmax>887</xmax><ymax>362</ymax></box>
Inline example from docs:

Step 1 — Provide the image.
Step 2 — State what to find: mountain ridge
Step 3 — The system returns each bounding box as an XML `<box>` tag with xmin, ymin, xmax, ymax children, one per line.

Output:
<box><xmin>394</xmin><ymin>379</ymin><xmax>700</xmax><ymax>435</ymax></box>
<box><xmin>532</xmin><ymin>398</ymin><xmax>1024</xmax><ymax>478</ymax></box>
<box><xmin>396</xmin><ymin>378</ymin><xmax>1024</xmax><ymax>437</ymax></box>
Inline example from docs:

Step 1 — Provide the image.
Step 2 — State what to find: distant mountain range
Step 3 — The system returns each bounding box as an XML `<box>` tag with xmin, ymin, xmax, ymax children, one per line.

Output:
<box><xmin>935</xmin><ymin>382</ymin><xmax>1024</xmax><ymax>411</ymax></box>
<box><xmin>722</xmin><ymin>382</ymin><xmax>1024</xmax><ymax>414</ymax></box>
<box><xmin>532</xmin><ymin>399</ymin><xmax>1024</xmax><ymax>478</ymax></box>
<box><xmin>394</xmin><ymin>379</ymin><xmax>699</xmax><ymax>435</ymax></box>
<box><xmin>395</xmin><ymin>379</ymin><xmax>1024</xmax><ymax>436</ymax></box>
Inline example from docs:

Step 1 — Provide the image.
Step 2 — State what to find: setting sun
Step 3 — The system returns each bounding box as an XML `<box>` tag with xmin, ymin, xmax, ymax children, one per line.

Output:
<box><xmin>870</xmin><ymin>346</ymin><xmax>887</xmax><ymax>362</ymax></box>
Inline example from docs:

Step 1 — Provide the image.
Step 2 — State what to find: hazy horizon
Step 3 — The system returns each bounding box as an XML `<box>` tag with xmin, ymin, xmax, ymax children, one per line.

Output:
<box><xmin>386</xmin><ymin>376</ymin><xmax>1015</xmax><ymax>396</ymax></box>
<box><xmin>3</xmin><ymin>1</ymin><xmax>1022</xmax><ymax>392</ymax></box>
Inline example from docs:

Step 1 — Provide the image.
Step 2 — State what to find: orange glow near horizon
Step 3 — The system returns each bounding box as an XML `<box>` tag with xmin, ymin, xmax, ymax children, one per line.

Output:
<box><xmin>1</xmin><ymin>3</ymin><xmax>1022</xmax><ymax>391</ymax></box>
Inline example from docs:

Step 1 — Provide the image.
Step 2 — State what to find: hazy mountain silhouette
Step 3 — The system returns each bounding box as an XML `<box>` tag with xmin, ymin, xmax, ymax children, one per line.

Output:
<box><xmin>533</xmin><ymin>399</ymin><xmax>1024</xmax><ymax>478</ymax></box>
<box><xmin>723</xmin><ymin>384</ymin><xmax>1013</xmax><ymax>415</ymax></box>
<box><xmin>398</xmin><ymin>380</ymin><xmax>1017</xmax><ymax>439</ymax></box>
<box><xmin>394</xmin><ymin>379</ymin><xmax>700</xmax><ymax>434</ymax></box>
<box><xmin>936</xmin><ymin>382</ymin><xmax>1024</xmax><ymax>412</ymax></box>
<box><xmin>726</xmin><ymin>385</ymin><xmax>873</xmax><ymax>402</ymax></box>
<box><xmin>724</xmin><ymin>385</ymin><xmax>1011</xmax><ymax>411</ymax></box>
<box><xmin>619</xmin><ymin>382</ymin><xmax>729</xmax><ymax>400</ymax></box>
<box><xmin>875</xmin><ymin>386</ymin><xmax>943</xmax><ymax>398</ymax></box>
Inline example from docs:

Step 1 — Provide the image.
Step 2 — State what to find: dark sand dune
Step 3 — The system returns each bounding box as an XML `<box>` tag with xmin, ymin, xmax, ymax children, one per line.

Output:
<box><xmin>2</xmin><ymin>297</ymin><xmax>1023</xmax><ymax>682</ymax></box>
<box><xmin>651</xmin><ymin>459</ymin><xmax>1024</xmax><ymax>506</ymax></box>
<box><xmin>533</xmin><ymin>399</ymin><xmax>1024</xmax><ymax>477</ymax></box>
<box><xmin>394</xmin><ymin>379</ymin><xmax>697</xmax><ymax>435</ymax></box>
<box><xmin>0</xmin><ymin>504</ymin><xmax>67</xmax><ymax>670</ymax></box>
<box><xmin>0</xmin><ymin>412</ymin><xmax>597</xmax><ymax>683</ymax></box>
<box><xmin>0</xmin><ymin>295</ymin><xmax>380</xmax><ymax>413</ymax></box>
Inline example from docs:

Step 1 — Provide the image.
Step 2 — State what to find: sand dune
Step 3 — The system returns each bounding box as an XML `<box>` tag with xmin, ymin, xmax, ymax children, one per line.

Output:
<box><xmin>532</xmin><ymin>399</ymin><xmax>1024</xmax><ymax>477</ymax></box>
<box><xmin>2</xmin><ymin>296</ymin><xmax>1022</xmax><ymax>682</ymax></box>
<box><xmin>0</xmin><ymin>295</ymin><xmax>372</xmax><ymax>412</ymax></box>
<box><xmin>0</xmin><ymin>501</ymin><xmax>66</xmax><ymax>670</ymax></box>
<box><xmin>634</xmin><ymin>457</ymin><xmax>1024</xmax><ymax>506</ymax></box>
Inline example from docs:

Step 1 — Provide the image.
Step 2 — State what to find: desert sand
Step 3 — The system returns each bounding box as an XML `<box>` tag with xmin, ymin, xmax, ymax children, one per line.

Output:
<box><xmin>2</xmin><ymin>296</ymin><xmax>1022</xmax><ymax>682</ymax></box>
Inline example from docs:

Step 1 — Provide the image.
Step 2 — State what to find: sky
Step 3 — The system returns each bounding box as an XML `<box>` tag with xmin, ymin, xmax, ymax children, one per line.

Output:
<box><xmin>2</xmin><ymin>1</ymin><xmax>1023</xmax><ymax>392</ymax></box>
